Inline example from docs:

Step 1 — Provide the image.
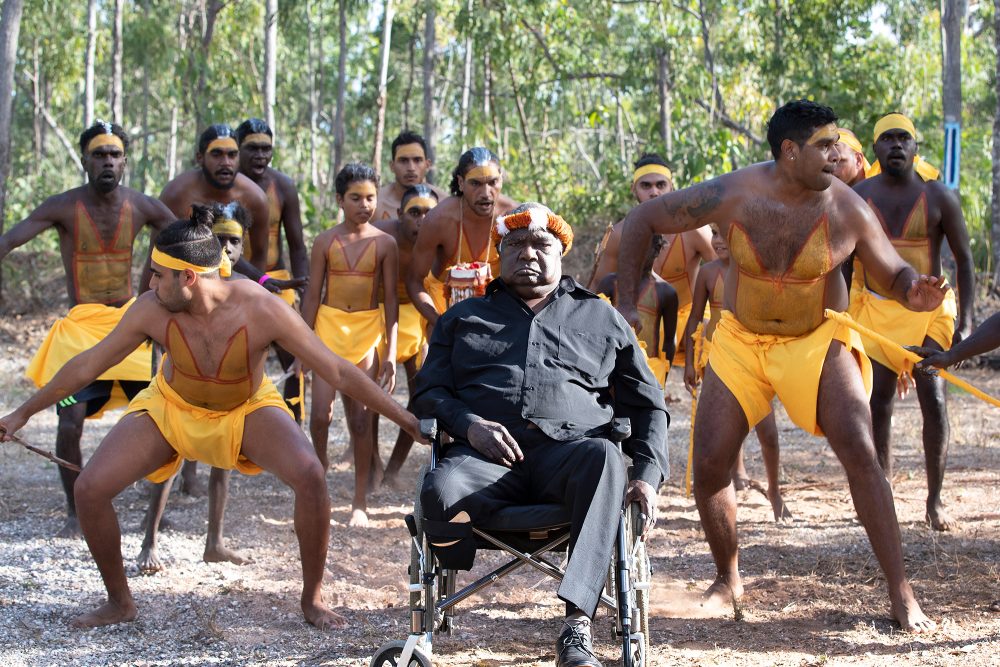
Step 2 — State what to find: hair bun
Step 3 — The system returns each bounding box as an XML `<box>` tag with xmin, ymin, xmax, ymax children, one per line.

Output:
<box><xmin>189</xmin><ymin>203</ymin><xmax>216</xmax><ymax>230</ymax></box>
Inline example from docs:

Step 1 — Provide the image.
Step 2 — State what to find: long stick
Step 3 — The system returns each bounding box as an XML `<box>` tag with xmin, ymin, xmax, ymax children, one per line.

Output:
<box><xmin>6</xmin><ymin>434</ymin><xmax>82</xmax><ymax>472</ymax></box>
<box><xmin>824</xmin><ymin>309</ymin><xmax>1000</xmax><ymax>408</ymax></box>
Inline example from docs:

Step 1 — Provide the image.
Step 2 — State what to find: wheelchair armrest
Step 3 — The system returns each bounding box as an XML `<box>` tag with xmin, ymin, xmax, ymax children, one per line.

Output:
<box><xmin>610</xmin><ymin>417</ymin><xmax>631</xmax><ymax>443</ymax></box>
<box><xmin>419</xmin><ymin>418</ymin><xmax>438</xmax><ymax>441</ymax></box>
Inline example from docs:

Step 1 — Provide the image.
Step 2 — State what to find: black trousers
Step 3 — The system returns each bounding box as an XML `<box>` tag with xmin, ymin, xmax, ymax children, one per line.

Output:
<box><xmin>421</xmin><ymin>424</ymin><xmax>626</xmax><ymax>619</ymax></box>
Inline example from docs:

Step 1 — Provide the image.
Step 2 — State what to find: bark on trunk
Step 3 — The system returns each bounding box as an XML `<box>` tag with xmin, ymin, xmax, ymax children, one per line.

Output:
<box><xmin>657</xmin><ymin>49</ymin><xmax>672</xmax><ymax>158</ymax></box>
<box><xmin>84</xmin><ymin>0</ymin><xmax>97</xmax><ymax>127</ymax></box>
<box><xmin>0</xmin><ymin>0</ymin><xmax>25</xmax><ymax>302</ymax></box>
<box><xmin>332</xmin><ymin>0</ymin><xmax>347</xmax><ymax>176</ymax></box>
<box><xmin>992</xmin><ymin>0</ymin><xmax>1000</xmax><ymax>290</ymax></box>
<box><xmin>111</xmin><ymin>0</ymin><xmax>124</xmax><ymax>122</ymax></box>
<box><xmin>264</xmin><ymin>0</ymin><xmax>278</xmax><ymax>133</ymax></box>
<box><xmin>940</xmin><ymin>0</ymin><xmax>965</xmax><ymax>190</ymax></box>
<box><xmin>459</xmin><ymin>0</ymin><xmax>473</xmax><ymax>150</ymax></box>
<box><xmin>372</xmin><ymin>0</ymin><xmax>394</xmax><ymax>175</ymax></box>
<box><xmin>422</xmin><ymin>1</ymin><xmax>436</xmax><ymax>181</ymax></box>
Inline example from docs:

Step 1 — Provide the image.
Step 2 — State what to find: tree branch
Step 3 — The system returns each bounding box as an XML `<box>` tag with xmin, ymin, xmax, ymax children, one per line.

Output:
<box><xmin>693</xmin><ymin>98</ymin><xmax>765</xmax><ymax>144</ymax></box>
<box><xmin>18</xmin><ymin>71</ymin><xmax>83</xmax><ymax>174</ymax></box>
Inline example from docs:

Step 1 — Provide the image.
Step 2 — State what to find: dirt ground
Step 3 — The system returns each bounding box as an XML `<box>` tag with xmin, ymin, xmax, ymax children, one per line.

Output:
<box><xmin>1</xmin><ymin>308</ymin><xmax>998</xmax><ymax>667</ymax></box>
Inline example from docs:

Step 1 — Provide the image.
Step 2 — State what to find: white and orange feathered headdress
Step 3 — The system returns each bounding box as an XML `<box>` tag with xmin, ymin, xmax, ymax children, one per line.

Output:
<box><xmin>492</xmin><ymin>205</ymin><xmax>573</xmax><ymax>256</ymax></box>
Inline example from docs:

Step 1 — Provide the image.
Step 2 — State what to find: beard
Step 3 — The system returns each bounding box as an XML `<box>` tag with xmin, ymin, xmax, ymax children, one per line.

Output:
<box><xmin>203</xmin><ymin>167</ymin><xmax>235</xmax><ymax>191</ymax></box>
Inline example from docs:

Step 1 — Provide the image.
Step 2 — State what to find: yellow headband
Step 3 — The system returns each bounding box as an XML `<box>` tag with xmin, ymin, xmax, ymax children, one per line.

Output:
<box><xmin>212</xmin><ymin>219</ymin><xmax>244</xmax><ymax>237</ymax></box>
<box><xmin>394</xmin><ymin>144</ymin><xmax>426</xmax><ymax>160</ymax></box>
<box><xmin>464</xmin><ymin>164</ymin><xmax>500</xmax><ymax>181</ymax></box>
<box><xmin>873</xmin><ymin>113</ymin><xmax>917</xmax><ymax>143</ymax></box>
<box><xmin>404</xmin><ymin>196</ymin><xmax>438</xmax><ymax>211</ymax></box>
<box><xmin>836</xmin><ymin>128</ymin><xmax>872</xmax><ymax>172</ymax></box>
<box><xmin>152</xmin><ymin>247</ymin><xmax>232</xmax><ymax>278</ymax></box>
<box><xmin>493</xmin><ymin>207</ymin><xmax>574</xmax><ymax>256</ymax></box>
<box><xmin>632</xmin><ymin>164</ymin><xmax>673</xmax><ymax>184</ymax></box>
<box><xmin>205</xmin><ymin>137</ymin><xmax>239</xmax><ymax>153</ymax></box>
<box><xmin>240</xmin><ymin>133</ymin><xmax>272</xmax><ymax>147</ymax></box>
<box><xmin>86</xmin><ymin>134</ymin><xmax>124</xmax><ymax>154</ymax></box>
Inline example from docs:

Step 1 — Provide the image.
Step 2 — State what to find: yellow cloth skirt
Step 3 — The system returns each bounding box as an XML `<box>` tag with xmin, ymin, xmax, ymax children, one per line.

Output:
<box><xmin>672</xmin><ymin>302</ymin><xmax>693</xmax><ymax>367</ymax></box>
<box><xmin>395</xmin><ymin>302</ymin><xmax>426</xmax><ymax>364</ymax></box>
<box><xmin>709</xmin><ymin>311</ymin><xmax>872</xmax><ymax>436</ymax></box>
<box><xmin>637</xmin><ymin>340</ymin><xmax>669</xmax><ymax>388</ymax></box>
<box><xmin>268</xmin><ymin>268</ymin><xmax>298</xmax><ymax>308</ymax></box>
<box><xmin>25</xmin><ymin>300</ymin><xmax>152</xmax><ymax>417</ymax></box>
<box><xmin>847</xmin><ymin>288</ymin><xmax>956</xmax><ymax>376</ymax></box>
<box><xmin>126</xmin><ymin>372</ymin><xmax>292</xmax><ymax>483</ymax></box>
<box><xmin>314</xmin><ymin>304</ymin><xmax>385</xmax><ymax>366</ymax></box>
<box><xmin>424</xmin><ymin>274</ymin><xmax>448</xmax><ymax>314</ymax></box>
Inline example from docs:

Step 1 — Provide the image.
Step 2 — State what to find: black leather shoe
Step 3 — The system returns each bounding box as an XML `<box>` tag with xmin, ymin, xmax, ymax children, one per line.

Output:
<box><xmin>555</xmin><ymin>618</ymin><xmax>603</xmax><ymax>667</ymax></box>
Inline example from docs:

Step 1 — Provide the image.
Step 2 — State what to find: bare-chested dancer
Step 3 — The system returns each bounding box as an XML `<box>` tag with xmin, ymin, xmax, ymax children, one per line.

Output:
<box><xmin>0</xmin><ymin>205</ymin><xmax>423</xmax><ymax>630</ymax></box>
<box><xmin>158</xmin><ymin>123</ymin><xmax>271</xmax><ymax>496</ymax></box>
<box><xmin>406</xmin><ymin>147</ymin><xmax>517</xmax><ymax>326</ymax></box>
<box><xmin>589</xmin><ymin>153</ymin><xmax>715</xmax><ymax>372</ymax></box>
<box><xmin>616</xmin><ymin>100</ymin><xmax>945</xmax><ymax>632</ymax></box>
<box><xmin>0</xmin><ymin>121</ymin><xmax>173</xmax><ymax>538</ymax></box>
<box><xmin>376</xmin><ymin>184</ymin><xmax>439</xmax><ymax>485</ymax></box>
<box><xmin>302</xmin><ymin>163</ymin><xmax>398</xmax><ymax>527</ymax></box>
<box><xmin>849</xmin><ymin>113</ymin><xmax>975</xmax><ymax>531</ymax></box>
<box><xmin>373</xmin><ymin>130</ymin><xmax>447</xmax><ymax>222</ymax></box>
<box><xmin>137</xmin><ymin>203</ymin><xmax>301</xmax><ymax>572</ymax></box>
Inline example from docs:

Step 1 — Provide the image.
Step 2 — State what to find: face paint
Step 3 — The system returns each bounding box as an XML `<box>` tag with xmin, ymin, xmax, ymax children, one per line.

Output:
<box><xmin>806</xmin><ymin>124</ymin><xmax>839</xmax><ymax>146</ymax></box>
<box><xmin>464</xmin><ymin>164</ymin><xmax>500</xmax><ymax>181</ymax></box>
<box><xmin>86</xmin><ymin>133</ymin><xmax>125</xmax><ymax>154</ymax></box>
<box><xmin>206</xmin><ymin>137</ymin><xmax>239</xmax><ymax>153</ymax></box>
<box><xmin>240</xmin><ymin>133</ymin><xmax>272</xmax><ymax>147</ymax></box>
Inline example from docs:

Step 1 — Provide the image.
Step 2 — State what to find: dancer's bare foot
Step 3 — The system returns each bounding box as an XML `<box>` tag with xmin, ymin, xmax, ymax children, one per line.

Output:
<box><xmin>732</xmin><ymin>476</ymin><xmax>750</xmax><ymax>491</ymax></box>
<box><xmin>989</xmin><ymin>600</ymin><xmax>1000</xmax><ymax>613</ymax></box>
<box><xmin>768</xmin><ymin>489</ymin><xmax>793</xmax><ymax>522</ymax></box>
<box><xmin>926</xmin><ymin>501</ymin><xmax>954</xmax><ymax>531</ymax></box>
<box><xmin>890</xmin><ymin>595</ymin><xmax>936</xmax><ymax>633</ymax></box>
<box><xmin>348</xmin><ymin>508</ymin><xmax>369</xmax><ymax>527</ymax></box>
<box><xmin>302</xmin><ymin>600</ymin><xmax>346</xmax><ymax>629</ymax></box>
<box><xmin>55</xmin><ymin>516</ymin><xmax>82</xmax><ymax>539</ymax></box>
<box><xmin>137</xmin><ymin>546</ymin><xmax>164</xmax><ymax>574</ymax></box>
<box><xmin>70</xmin><ymin>599</ymin><xmax>137</xmax><ymax>628</ymax></box>
<box><xmin>203</xmin><ymin>544</ymin><xmax>250</xmax><ymax>565</ymax></box>
<box><xmin>702</xmin><ymin>574</ymin><xmax>743</xmax><ymax>607</ymax></box>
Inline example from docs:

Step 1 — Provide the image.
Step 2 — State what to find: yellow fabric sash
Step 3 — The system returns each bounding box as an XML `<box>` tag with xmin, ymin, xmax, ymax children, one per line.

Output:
<box><xmin>708</xmin><ymin>311</ymin><xmax>872</xmax><ymax>436</ymax></box>
<box><xmin>127</xmin><ymin>372</ymin><xmax>291</xmax><ymax>483</ymax></box>
<box><xmin>25</xmin><ymin>300</ymin><xmax>152</xmax><ymax>418</ymax></box>
<box><xmin>314</xmin><ymin>304</ymin><xmax>385</xmax><ymax>366</ymax></box>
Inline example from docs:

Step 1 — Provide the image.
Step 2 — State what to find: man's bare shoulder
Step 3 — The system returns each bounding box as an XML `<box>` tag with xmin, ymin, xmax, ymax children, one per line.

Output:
<box><xmin>122</xmin><ymin>188</ymin><xmax>175</xmax><ymax>222</ymax></box>
<box><xmin>372</xmin><ymin>218</ymin><xmax>399</xmax><ymax>237</ymax></box>
<box><xmin>235</xmin><ymin>173</ymin><xmax>268</xmax><ymax>201</ymax></box>
<box><xmin>29</xmin><ymin>187</ymin><xmax>90</xmax><ymax>221</ymax></box>
<box><xmin>420</xmin><ymin>197</ymin><xmax>461</xmax><ymax>232</ymax></box>
<box><xmin>851</xmin><ymin>174</ymin><xmax>881</xmax><ymax>199</ymax></box>
<box><xmin>429</xmin><ymin>183</ymin><xmax>449</xmax><ymax>199</ymax></box>
<box><xmin>923</xmin><ymin>178</ymin><xmax>960</xmax><ymax>210</ymax></box>
<box><xmin>160</xmin><ymin>169</ymin><xmax>200</xmax><ymax>194</ymax></box>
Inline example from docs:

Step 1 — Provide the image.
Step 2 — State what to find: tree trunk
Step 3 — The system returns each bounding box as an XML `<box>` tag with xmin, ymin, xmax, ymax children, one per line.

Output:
<box><xmin>332</xmin><ymin>0</ymin><xmax>347</xmax><ymax>177</ymax></box>
<box><xmin>264</xmin><ymin>0</ymin><xmax>278</xmax><ymax>133</ymax></box>
<box><xmin>459</xmin><ymin>0</ymin><xmax>473</xmax><ymax>150</ymax></box>
<box><xmin>940</xmin><ymin>0</ymin><xmax>965</xmax><ymax>190</ymax></box>
<box><xmin>403</xmin><ymin>30</ymin><xmax>415</xmax><ymax>129</ymax></box>
<box><xmin>657</xmin><ymin>49</ymin><xmax>672</xmax><ymax>158</ymax></box>
<box><xmin>192</xmin><ymin>1</ymin><xmax>223</xmax><ymax>133</ymax></box>
<box><xmin>31</xmin><ymin>38</ymin><xmax>41</xmax><ymax>176</ymax></box>
<box><xmin>0</xmin><ymin>0</ymin><xmax>24</xmax><ymax>303</ymax></box>
<box><xmin>84</xmin><ymin>0</ymin><xmax>97</xmax><ymax>127</ymax></box>
<box><xmin>992</xmin><ymin>0</ymin><xmax>1000</xmax><ymax>290</ymax></box>
<box><xmin>307</xmin><ymin>0</ymin><xmax>319</xmax><ymax>184</ymax></box>
<box><xmin>422</xmin><ymin>1</ymin><xmax>436</xmax><ymax>181</ymax></box>
<box><xmin>168</xmin><ymin>105</ymin><xmax>179</xmax><ymax>180</ymax></box>
<box><xmin>371</xmin><ymin>0</ymin><xmax>394</xmax><ymax>174</ymax></box>
<box><xmin>111</xmin><ymin>0</ymin><xmax>124</xmax><ymax>122</ymax></box>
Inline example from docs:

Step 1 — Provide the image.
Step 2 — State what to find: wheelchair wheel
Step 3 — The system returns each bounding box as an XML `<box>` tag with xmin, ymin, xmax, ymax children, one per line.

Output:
<box><xmin>370</xmin><ymin>640</ymin><xmax>432</xmax><ymax>667</ymax></box>
<box><xmin>622</xmin><ymin>505</ymin><xmax>650</xmax><ymax>666</ymax></box>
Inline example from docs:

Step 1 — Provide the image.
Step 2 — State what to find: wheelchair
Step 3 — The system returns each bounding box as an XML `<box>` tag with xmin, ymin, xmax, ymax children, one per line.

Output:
<box><xmin>371</xmin><ymin>418</ymin><xmax>651</xmax><ymax>667</ymax></box>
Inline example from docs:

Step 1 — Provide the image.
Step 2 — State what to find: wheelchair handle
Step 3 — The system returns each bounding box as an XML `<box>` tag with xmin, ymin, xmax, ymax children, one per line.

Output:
<box><xmin>419</xmin><ymin>418</ymin><xmax>438</xmax><ymax>441</ymax></box>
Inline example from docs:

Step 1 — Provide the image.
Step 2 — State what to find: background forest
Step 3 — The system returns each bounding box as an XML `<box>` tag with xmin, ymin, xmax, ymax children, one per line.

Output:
<box><xmin>0</xmin><ymin>0</ymin><xmax>997</xmax><ymax>298</ymax></box>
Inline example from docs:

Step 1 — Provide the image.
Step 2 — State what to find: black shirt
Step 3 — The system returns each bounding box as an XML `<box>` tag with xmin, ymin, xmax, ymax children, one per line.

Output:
<box><xmin>413</xmin><ymin>276</ymin><xmax>669</xmax><ymax>487</ymax></box>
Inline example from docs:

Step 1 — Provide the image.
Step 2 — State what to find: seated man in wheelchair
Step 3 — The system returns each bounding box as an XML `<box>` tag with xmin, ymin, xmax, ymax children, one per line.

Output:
<box><xmin>413</xmin><ymin>202</ymin><xmax>669</xmax><ymax>667</ymax></box>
